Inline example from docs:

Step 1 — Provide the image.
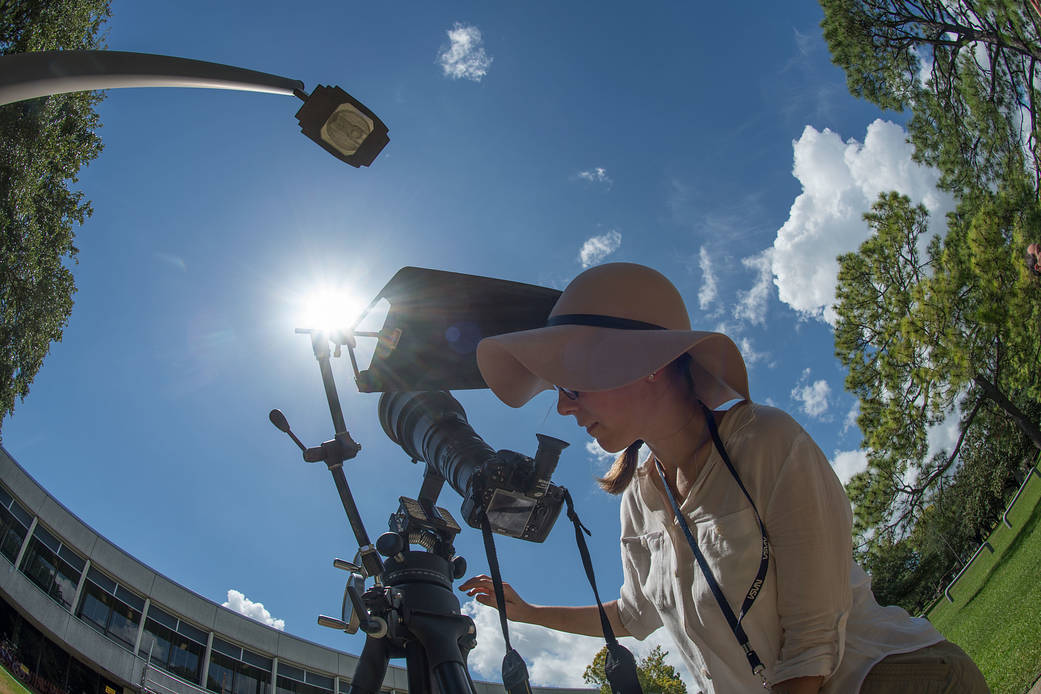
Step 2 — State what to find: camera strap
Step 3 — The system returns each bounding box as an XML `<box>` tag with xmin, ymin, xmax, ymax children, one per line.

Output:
<box><xmin>562</xmin><ymin>490</ymin><xmax>643</xmax><ymax>694</ymax></box>
<box><xmin>653</xmin><ymin>402</ymin><xmax>770</xmax><ymax>688</ymax></box>
<box><xmin>478</xmin><ymin>510</ymin><xmax>533</xmax><ymax>694</ymax></box>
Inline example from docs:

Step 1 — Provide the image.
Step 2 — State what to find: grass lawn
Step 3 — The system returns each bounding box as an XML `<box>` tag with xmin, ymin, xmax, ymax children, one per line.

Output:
<box><xmin>926</xmin><ymin>462</ymin><xmax>1041</xmax><ymax>694</ymax></box>
<box><xmin>0</xmin><ymin>665</ymin><xmax>32</xmax><ymax>694</ymax></box>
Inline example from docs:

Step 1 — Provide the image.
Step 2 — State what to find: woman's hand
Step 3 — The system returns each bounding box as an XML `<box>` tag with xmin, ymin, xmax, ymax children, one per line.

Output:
<box><xmin>458</xmin><ymin>574</ymin><xmax>534</xmax><ymax>623</ymax></box>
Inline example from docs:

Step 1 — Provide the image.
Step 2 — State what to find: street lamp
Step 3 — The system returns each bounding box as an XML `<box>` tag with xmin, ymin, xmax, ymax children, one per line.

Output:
<box><xmin>294</xmin><ymin>85</ymin><xmax>389</xmax><ymax>168</ymax></box>
<box><xmin>0</xmin><ymin>50</ymin><xmax>389</xmax><ymax>167</ymax></box>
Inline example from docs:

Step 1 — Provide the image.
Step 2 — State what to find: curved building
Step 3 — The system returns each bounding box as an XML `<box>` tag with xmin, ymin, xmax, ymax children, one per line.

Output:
<box><xmin>0</xmin><ymin>446</ymin><xmax>584</xmax><ymax>694</ymax></box>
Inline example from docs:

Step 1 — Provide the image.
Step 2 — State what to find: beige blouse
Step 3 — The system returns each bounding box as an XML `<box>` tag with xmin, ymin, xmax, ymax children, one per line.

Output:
<box><xmin>616</xmin><ymin>402</ymin><xmax>942</xmax><ymax>693</ymax></box>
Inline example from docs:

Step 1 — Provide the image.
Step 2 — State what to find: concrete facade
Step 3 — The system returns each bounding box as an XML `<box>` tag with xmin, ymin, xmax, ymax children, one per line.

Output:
<box><xmin>0</xmin><ymin>446</ymin><xmax>587</xmax><ymax>694</ymax></box>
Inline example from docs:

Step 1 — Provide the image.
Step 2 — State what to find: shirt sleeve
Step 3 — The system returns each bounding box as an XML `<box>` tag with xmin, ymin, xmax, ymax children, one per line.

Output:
<box><xmin>764</xmin><ymin>429</ymin><xmax>853</xmax><ymax>684</ymax></box>
<box><xmin>616</xmin><ymin>491</ymin><xmax>664</xmax><ymax>640</ymax></box>
<box><xmin>616</xmin><ymin>534</ymin><xmax>664</xmax><ymax>640</ymax></box>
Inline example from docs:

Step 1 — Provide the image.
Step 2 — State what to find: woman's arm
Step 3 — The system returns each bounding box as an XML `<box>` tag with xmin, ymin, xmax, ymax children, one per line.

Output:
<box><xmin>458</xmin><ymin>574</ymin><xmax>631</xmax><ymax>637</ymax></box>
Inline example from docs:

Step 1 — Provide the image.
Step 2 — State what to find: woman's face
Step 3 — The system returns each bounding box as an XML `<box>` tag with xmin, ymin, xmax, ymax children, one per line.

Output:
<box><xmin>555</xmin><ymin>378</ymin><xmax>654</xmax><ymax>453</ymax></box>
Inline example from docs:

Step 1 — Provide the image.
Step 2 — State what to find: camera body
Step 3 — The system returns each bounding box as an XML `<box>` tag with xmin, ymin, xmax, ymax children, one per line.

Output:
<box><xmin>378</xmin><ymin>391</ymin><xmax>567</xmax><ymax>542</ymax></box>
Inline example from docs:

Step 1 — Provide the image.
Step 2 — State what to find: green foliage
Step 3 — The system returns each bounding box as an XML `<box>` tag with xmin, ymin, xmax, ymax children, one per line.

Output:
<box><xmin>836</xmin><ymin>184</ymin><xmax>1041</xmax><ymax>549</ymax></box>
<box><xmin>823</xmin><ymin>0</ymin><xmax>1041</xmax><ymax>622</ymax></box>
<box><xmin>583</xmin><ymin>646</ymin><xmax>687</xmax><ymax>694</ymax></box>
<box><xmin>819</xmin><ymin>0</ymin><xmax>1041</xmax><ymax>194</ymax></box>
<box><xmin>0</xmin><ymin>0</ymin><xmax>111</xmax><ymax>426</ymax></box>
<box><xmin>860</xmin><ymin>404</ymin><xmax>1038</xmax><ymax>613</ymax></box>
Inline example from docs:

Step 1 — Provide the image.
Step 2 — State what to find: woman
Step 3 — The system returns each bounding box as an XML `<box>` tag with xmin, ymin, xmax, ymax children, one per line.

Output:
<box><xmin>459</xmin><ymin>263</ymin><xmax>987</xmax><ymax>693</ymax></box>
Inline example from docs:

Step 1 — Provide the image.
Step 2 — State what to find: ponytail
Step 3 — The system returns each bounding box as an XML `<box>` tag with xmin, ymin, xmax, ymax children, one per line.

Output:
<box><xmin>597</xmin><ymin>439</ymin><xmax>643</xmax><ymax>495</ymax></box>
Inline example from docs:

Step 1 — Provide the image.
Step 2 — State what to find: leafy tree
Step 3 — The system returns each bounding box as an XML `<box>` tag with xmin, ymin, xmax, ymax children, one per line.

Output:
<box><xmin>834</xmin><ymin>187</ymin><xmax>1041</xmax><ymax>552</ymax></box>
<box><xmin>860</xmin><ymin>401</ymin><xmax>1037</xmax><ymax>613</ymax></box>
<box><xmin>861</xmin><ymin>401</ymin><xmax>1038</xmax><ymax>614</ymax></box>
<box><xmin>820</xmin><ymin>0</ymin><xmax>1041</xmax><ymax>194</ymax></box>
<box><xmin>0</xmin><ymin>0</ymin><xmax>111</xmax><ymax>428</ymax></box>
<box><xmin>583</xmin><ymin>645</ymin><xmax>687</xmax><ymax>694</ymax></box>
<box><xmin>823</xmin><ymin>0</ymin><xmax>1041</xmax><ymax>603</ymax></box>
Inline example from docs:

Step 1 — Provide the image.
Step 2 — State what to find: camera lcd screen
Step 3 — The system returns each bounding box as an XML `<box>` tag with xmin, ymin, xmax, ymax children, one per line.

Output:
<box><xmin>485</xmin><ymin>489</ymin><xmax>537</xmax><ymax>537</ymax></box>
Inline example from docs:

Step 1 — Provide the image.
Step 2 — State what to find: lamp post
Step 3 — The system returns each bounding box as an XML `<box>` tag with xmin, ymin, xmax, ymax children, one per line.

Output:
<box><xmin>0</xmin><ymin>50</ymin><xmax>389</xmax><ymax>167</ymax></box>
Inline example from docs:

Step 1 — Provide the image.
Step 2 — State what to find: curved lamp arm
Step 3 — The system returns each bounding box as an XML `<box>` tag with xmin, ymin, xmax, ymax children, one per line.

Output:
<box><xmin>0</xmin><ymin>50</ymin><xmax>304</xmax><ymax>106</ymax></box>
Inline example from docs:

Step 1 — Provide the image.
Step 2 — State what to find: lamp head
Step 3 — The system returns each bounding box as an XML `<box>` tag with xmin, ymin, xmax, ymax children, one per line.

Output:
<box><xmin>295</xmin><ymin>85</ymin><xmax>389</xmax><ymax>167</ymax></box>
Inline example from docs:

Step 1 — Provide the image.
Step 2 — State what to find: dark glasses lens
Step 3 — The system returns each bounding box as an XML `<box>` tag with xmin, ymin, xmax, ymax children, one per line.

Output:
<box><xmin>556</xmin><ymin>386</ymin><xmax>580</xmax><ymax>400</ymax></box>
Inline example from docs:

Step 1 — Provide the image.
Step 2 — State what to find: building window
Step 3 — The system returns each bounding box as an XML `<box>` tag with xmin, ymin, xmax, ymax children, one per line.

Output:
<box><xmin>276</xmin><ymin>663</ymin><xmax>333</xmax><ymax>694</ymax></box>
<box><xmin>206</xmin><ymin>638</ymin><xmax>271</xmax><ymax>694</ymax></box>
<box><xmin>139</xmin><ymin>605</ymin><xmax>208</xmax><ymax>683</ymax></box>
<box><xmin>18</xmin><ymin>525</ymin><xmax>85</xmax><ymax>611</ymax></box>
<box><xmin>76</xmin><ymin>567</ymin><xmax>144</xmax><ymax>648</ymax></box>
<box><xmin>0</xmin><ymin>486</ymin><xmax>31</xmax><ymax>563</ymax></box>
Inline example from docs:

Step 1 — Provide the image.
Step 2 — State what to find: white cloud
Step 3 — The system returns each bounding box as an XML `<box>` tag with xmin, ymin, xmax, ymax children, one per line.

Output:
<box><xmin>585</xmin><ymin>439</ymin><xmax>648</xmax><ymax>467</ymax></box>
<box><xmin>793</xmin><ymin>27</ymin><xmax>815</xmax><ymax>57</ymax></box>
<box><xmin>791</xmin><ymin>368</ymin><xmax>831</xmax><ymax>419</ymax></box>
<box><xmin>585</xmin><ymin>440</ymin><xmax>614</xmax><ymax>464</ymax></box>
<box><xmin>771</xmin><ymin>119</ymin><xmax>954</xmax><ymax>324</ymax></box>
<box><xmin>577</xmin><ymin>167</ymin><xmax>612</xmax><ymax>185</ymax></box>
<box><xmin>925</xmin><ymin>400</ymin><xmax>964</xmax><ymax>463</ymax></box>
<box><xmin>737</xmin><ymin>336</ymin><xmax>766</xmax><ymax>366</ymax></box>
<box><xmin>733</xmin><ymin>250</ymin><xmax>773</xmax><ymax>326</ymax></box>
<box><xmin>830</xmin><ymin>449</ymin><xmax>869</xmax><ymax>485</ymax></box>
<box><xmin>222</xmin><ymin>590</ymin><xmax>285</xmax><ymax>630</ymax></box>
<box><xmin>461</xmin><ymin>600</ymin><xmax>699</xmax><ymax>691</ymax></box>
<box><xmin>696</xmin><ymin>247</ymin><xmax>718</xmax><ymax>311</ymax></box>
<box><xmin>438</xmin><ymin>23</ymin><xmax>492</xmax><ymax>82</ymax></box>
<box><xmin>578</xmin><ymin>230</ymin><xmax>622</xmax><ymax>268</ymax></box>
<box><xmin>841</xmin><ymin>401</ymin><xmax>860</xmax><ymax>436</ymax></box>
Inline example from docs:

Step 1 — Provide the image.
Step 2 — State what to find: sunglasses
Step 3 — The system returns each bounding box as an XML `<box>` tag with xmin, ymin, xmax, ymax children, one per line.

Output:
<box><xmin>555</xmin><ymin>385</ymin><xmax>580</xmax><ymax>400</ymax></box>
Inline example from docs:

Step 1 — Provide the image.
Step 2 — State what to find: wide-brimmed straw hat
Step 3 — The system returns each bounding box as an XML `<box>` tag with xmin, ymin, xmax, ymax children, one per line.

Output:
<box><xmin>476</xmin><ymin>262</ymin><xmax>750</xmax><ymax>408</ymax></box>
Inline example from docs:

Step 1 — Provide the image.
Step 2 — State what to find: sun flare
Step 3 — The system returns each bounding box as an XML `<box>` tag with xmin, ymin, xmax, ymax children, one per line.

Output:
<box><xmin>297</xmin><ymin>285</ymin><xmax>367</xmax><ymax>334</ymax></box>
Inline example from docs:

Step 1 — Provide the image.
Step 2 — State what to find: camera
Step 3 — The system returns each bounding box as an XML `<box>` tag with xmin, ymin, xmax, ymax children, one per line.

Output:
<box><xmin>378</xmin><ymin>390</ymin><xmax>567</xmax><ymax>542</ymax></box>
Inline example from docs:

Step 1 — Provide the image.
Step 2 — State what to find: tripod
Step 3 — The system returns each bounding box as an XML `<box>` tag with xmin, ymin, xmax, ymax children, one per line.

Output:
<box><xmin>270</xmin><ymin>329</ymin><xmax>479</xmax><ymax>694</ymax></box>
<box><xmin>347</xmin><ymin>497</ymin><xmax>478</xmax><ymax>694</ymax></box>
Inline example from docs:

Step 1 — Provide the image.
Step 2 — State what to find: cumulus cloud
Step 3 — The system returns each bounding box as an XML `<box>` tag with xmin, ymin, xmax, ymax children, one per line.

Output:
<box><xmin>579</xmin><ymin>230</ymin><xmax>622</xmax><ymax>267</ymax></box>
<box><xmin>697</xmin><ymin>247</ymin><xmax>718</xmax><ymax>311</ymax></box>
<box><xmin>771</xmin><ymin>119</ymin><xmax>954</xmax><ymax>324</ymax></box>
<box><xmin>462</xmin><ymin>600</ymin><xmax>698</xmax><ymax>690</ymax></box>
<box><xmin>830</xmin><ymin>449</ymin><xmax>869</xmax><ymax>485</ymax></box>
<box><xmin>222</xmin><ymin>590</ymin><xmax>285</xmax><ymax>630</ymax></box>
<box><xmin>734</xmin><ymin>250</ymin><xmax>773</xmax><ymax>326</ymax></box>
<box><xmin>791</xmin><ymin>368</ymin><xmax>831</xmax><ymax>419</ymax></box>
<box><xmin>438</xmin><ymin>23</ymin><xmax>492</xmax><ymax>81</ymax></box>
<box><xmin>577</xmin><ymin>167</ymin><xmax>612</xmax><ymax>185</ymax></box>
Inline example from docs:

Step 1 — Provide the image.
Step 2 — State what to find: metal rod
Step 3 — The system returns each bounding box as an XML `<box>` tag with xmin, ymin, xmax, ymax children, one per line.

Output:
<box><xmin>0</xmin><ymin>50</ymin><xmax>304</xmax><ymax>106</ymax></box>
<box><xmin>944</xmin><ymin>540</ymin><xmax>994</xmax><ymax>603</ymax></box>
<box><xmin>328</xmin><ymin>465</ymin><xmax>373</xmax><ymax>549</ymax></box>
<box><xmin>1002</xmin><ymin>465</ymin><xmax>1039</xmax><ymax>528</ymax></box>
<box><xmin>312</xmin><ymin>332</ymin><xmax>349</xmax><ymax>435</ymax></box>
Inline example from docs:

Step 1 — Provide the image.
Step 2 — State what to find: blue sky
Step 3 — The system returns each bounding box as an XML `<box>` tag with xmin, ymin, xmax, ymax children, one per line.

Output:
<box><xmin>2</xmin><ymin>1</ymin><xmax>963</xmax><ymax>688</ymax></box>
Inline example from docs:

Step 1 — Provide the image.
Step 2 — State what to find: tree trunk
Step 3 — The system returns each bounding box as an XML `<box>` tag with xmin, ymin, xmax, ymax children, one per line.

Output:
<box><xmin>973</xmin><ymin>375</ymin><xmax>1041</xmax><ymax>450</ymax></box>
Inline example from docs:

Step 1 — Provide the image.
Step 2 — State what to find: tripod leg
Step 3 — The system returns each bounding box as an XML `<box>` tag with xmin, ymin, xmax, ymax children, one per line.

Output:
<box><xmin>404</xmin><ymin>640</ymin><xmax>432</xmax><ymax>694</ymax></box>
<box><xmin>345</xmin><ymin>636</ymin><xmax>389</xmax><ymax>694</ymax></box>
<box><xmin>433</xmin><ymin>661</ymin><xmax>477</xmax><ymax>694</ymax></box>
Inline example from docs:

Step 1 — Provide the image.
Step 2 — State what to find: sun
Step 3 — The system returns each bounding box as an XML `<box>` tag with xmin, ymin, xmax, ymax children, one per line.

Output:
<box><xmin>297</xmin><ymin>284</ymin><xmax>368</xmax><ymax>334</ymax></box>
